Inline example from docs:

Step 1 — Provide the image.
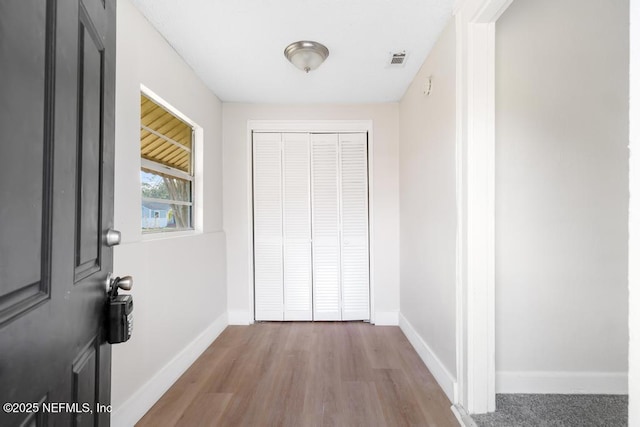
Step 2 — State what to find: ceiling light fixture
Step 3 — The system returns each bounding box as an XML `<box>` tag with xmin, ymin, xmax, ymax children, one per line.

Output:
<box><xmin>284</xmin><ymin>41</ymin><xmax>329</xmax><ymax>73</ymax></box>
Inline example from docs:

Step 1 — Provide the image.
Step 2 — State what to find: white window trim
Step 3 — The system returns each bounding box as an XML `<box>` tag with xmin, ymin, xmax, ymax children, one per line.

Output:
<box><xmin>141</xmin><ymin>158</ymin><xmax>193</xmax><ymax>182</ymax></box>
<box><xmin>141</xmin><ymin>197</ymin><xmax>192</xmax><ymax>207</ymax></box>
<box><xmin>139</xmin><ymin>84</ymin><xmax>203</xmax><ymax>239</ymax></box>
<box><xmin>141</xmin><ymin>229</ymin><xmax>201</xmax><ymax>241</ymax></box>
<box><xmin>246</xmin><ymin>120</ymin><xmax>375</xmax><ymax>325</ymax></box>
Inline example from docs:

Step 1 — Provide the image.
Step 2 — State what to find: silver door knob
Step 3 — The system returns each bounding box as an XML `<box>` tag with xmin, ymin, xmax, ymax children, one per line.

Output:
<box><xmin>105</xmin><ymin>229</ymin><xmax>121</xmax><ymax>247</ymax></box>
<box><xmin>106</xmin><ymin>273</ymin><xmax>134</xmax><ymax>293</ymax></box>
<box><xmin>116</xmin><ymin>276</ymin><xmax>134</xmax><ymax>291</ymax></box>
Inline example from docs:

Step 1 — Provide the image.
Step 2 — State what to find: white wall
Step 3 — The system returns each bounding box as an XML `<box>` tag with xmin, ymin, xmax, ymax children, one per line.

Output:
<box><xmin>398</xmin><ymin>19</ymin><xmax>458</xmax><ymax>401</ymax></box>
<box><xmin>495</xmin><ymin>0</ymin><xmax>629</xmax><ymax>393</ymax></box>
<box><xmin>112</xmin><ymin>0</ymin><xmax>226</xmax><ymax>423</ymax></box>
<box><xmin>629</xmin><ymin>0</ymin><xmax>639</xmax><ymax>422</ymax></box>
<box><xmin>223</xmin><ymin>103</ymin><xmax>399</xmax><ymax>324</ymax></box>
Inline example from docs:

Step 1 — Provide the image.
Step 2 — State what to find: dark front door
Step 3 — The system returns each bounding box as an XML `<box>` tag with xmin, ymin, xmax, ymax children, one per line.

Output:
<box><xmin>1</xmin><ymin>0</ymin><xmax>116</xmax><ymax>425</ymax></box>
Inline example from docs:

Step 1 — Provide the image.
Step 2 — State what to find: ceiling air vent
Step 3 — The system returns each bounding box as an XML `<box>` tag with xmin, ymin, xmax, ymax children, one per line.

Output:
<box><xmin>388</xmin><ymin>51</ymin><xmax>407</xmax><ymax>67</ymax></box>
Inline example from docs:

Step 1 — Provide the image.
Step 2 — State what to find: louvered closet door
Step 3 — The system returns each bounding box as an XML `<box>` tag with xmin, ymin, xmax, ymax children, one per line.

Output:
<box><xmin>282</xmin><ymin>133</ymin><xmax>312</xmax><ymax>320</ymax></box>
<box><xmin>253</xmin><ymin>133</ymin><xmax>284</xmax><ymax>321</ymax></box>
<box><xmin>310</xmin><ymin>134</ymin><xmax>342</xmax><ymax>320</ymax></box>
<box><xmin>339</xmin><ymin>133</ymin><xmax>370</xmax><ymax>320</ymax></box>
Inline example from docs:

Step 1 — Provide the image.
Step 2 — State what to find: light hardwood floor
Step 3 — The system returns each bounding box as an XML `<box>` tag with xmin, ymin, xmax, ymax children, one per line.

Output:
<box><xmin>137</xmin><ymin>322</ymin><xmax>458</xmax><ymax>427</ymax></box>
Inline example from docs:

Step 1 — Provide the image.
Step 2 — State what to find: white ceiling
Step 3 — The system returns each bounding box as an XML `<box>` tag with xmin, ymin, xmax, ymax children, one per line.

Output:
<box><xmin>131</xmin><ymin>0</ymin><xmax>454</xmax><ymax>103</ymax></box>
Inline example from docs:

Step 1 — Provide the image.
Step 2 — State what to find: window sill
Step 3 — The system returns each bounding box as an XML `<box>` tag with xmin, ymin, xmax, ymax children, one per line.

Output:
<box><xmin>141</xmin><ymin>229</ymin><xmax>202</xmax><ymax>242</ymax></box>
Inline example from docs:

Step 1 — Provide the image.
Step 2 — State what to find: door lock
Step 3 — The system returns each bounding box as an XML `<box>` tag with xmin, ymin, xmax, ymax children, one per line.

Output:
<box><xmin>105</xmin><ymin>273</ymin><xmax>134</xmax><ymax>344</ymax></box>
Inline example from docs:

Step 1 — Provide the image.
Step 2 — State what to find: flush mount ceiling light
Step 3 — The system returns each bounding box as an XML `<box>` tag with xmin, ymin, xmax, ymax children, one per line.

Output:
<box><xmin>284</xmin><ymin>41</ymin><xmax>329</xmax><ymax>73</ymax></box>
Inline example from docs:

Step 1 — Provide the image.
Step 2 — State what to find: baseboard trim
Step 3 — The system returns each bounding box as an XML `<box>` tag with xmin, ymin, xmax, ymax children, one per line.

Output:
<box><xmin>374</xmin><ymin>311</ymin><xmax>399</xmax><ymax>326</ymax></box>
<box><xmin>228</xmin><ymin>310</ymin><xmax>399</xmax><ymax>325</ymax></box>
<box><xmin>451</xmin><ymin>404</ymin><xmax>477</xmax><ymax>427</ymax></box>
<box><xmin>496</xmin><ymin>371</ymin><xmax>628</xmax><ymax>394</ymax></box>
<box><xmin>398</xmin><ymin>313</ymin><xmax>457</xmax><ymax>402</ymax></box>
<box><xmin>111</xmin><ymin>312</ymin><xmax>228</xmax><ymax>427</ymax></box>
<box><xmin>227</xmin><ymin>310</ymin><xmax>251</xmax><ymax>325</ymax></box>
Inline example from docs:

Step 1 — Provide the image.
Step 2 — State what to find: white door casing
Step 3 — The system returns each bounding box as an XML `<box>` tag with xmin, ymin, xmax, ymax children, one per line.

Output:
<box><xmin>454</xmin><ymin>0</ymin><xmax>513</xmax><ymax>415</ymax></box>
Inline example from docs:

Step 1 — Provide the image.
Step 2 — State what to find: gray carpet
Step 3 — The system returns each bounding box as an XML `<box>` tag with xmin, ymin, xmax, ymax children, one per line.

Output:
<box><xmin>471</xmin><ymin>394</ymin><xmax>628</xmax><ymax>427</ymax></box>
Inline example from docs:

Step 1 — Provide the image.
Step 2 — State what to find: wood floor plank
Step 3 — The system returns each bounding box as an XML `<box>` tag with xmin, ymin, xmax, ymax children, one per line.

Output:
<box><xmin>175</xmin><ymin>393</ymin><xmax>233</xmax><ymax>427</ymax></box>
<box><xmin>362</xmin><ymin>325</ymin><xmax>402</xmax><ymax>370</ymax></box>
<box><xmin>136</xmin><ymin>382</ymin><xmax>201</xmax><ymax>427</ymax></box>
<box><xmin>136</xmin><ymin>322</ymin><xmax>458</xmax><ymax>427</ymax></box>
<box><xmin>338</xmin><ymin>381</ymin><xmax>387</xmax><ymax>427</ymax></box>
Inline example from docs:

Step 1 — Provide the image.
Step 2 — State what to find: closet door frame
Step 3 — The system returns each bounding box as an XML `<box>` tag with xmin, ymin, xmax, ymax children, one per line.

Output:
<box><xmin>247</xmin><ymin>120</ymin><xmax>374</xmax><ymax>324</ymax></box>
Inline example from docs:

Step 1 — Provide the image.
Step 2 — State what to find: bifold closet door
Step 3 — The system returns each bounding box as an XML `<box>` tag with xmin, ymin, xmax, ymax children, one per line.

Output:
<box><xmin>282</xmin><ymin>133</ymin><xmax>312</xmax><ymax>320</ymax></box>
<box><xmin>253</xmin><ymin>133</ymin><xmax>284</xmax><ymax>321</ymax></box>
<box><xmin>310</xmin><ymin>133</ymin><xmax>370</xmax><ymax>321</ymax></box>
<box><xmin>339</xmin><ymin>133</ymin><xmax>370</xmax><ymax>320</ymax></box>
<box><xmin>254</xmin><ymin>132</ymin><xmax>369</xmax><ymax>322</ymax></box>
<box><xmin>310</xmin><ymin>134</ymin><xmax>342</xmax><ymax>320</ymax></box>
<box><xmin>254</xmin><ymin>133</ymin><xmax>312</xmax><ymax>321</ymax></box>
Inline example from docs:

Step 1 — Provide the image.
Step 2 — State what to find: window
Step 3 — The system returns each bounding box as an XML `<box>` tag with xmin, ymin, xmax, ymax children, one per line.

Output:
<box><xmin>140</xmin><ymin>93</ymin><xmax>194</xmax><ymax>233</ymax></box>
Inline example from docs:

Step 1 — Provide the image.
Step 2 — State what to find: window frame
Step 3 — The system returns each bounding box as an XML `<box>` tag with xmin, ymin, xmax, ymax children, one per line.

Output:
<box><xmin>139</xmin><ymin>89</ymin><xmax>197</xmax><ymax>235</ymax></box>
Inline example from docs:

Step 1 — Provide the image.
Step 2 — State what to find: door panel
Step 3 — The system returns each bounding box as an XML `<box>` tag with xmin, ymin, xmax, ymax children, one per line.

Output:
<box><xmin>339</xmin><ymin>133</ymin><xmax>370</xmax><ymax>320</ymax></box>
<box><xmin>0</xmin><ymin>0</ymin><xmax>52</xmax><ymax>326</ymax></box>
<box><xmin>310</xmin><ymin>134</ymin><xmax>342</xmax><ymax>321</ymax></box>
<box><xmin>253</xmin><ymin>133</ymin><xmax>284</xmax><ymax>321</ymax></box>
<box><xmin>282</xmin><ymin>133</ymin><xmax>312</xmax><ymax>321</ymax></box>
<box><xmin>76</xmin><ymin>4</ymin><xmax>105</xmax><ymax>281</ymax></box>
<box><xmin>0</xmin><ymin>0</ymin><xmax>116</xmax><ymax>425</ymax></box>
<box><xmin>72</xmin><ymin>340</ymin><xmax>98</xmax><ymax>427</ymax></box>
